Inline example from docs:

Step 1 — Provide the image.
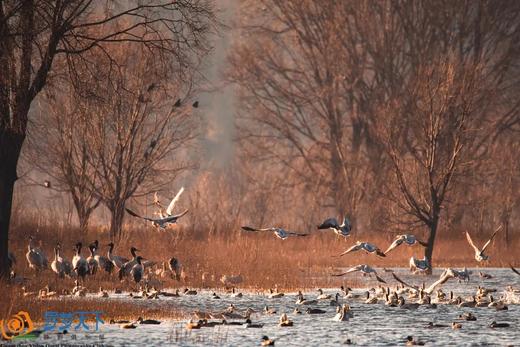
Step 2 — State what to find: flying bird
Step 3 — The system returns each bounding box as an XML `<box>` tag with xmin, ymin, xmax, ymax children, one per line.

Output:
<box><xmin>392</xmin><ymin>268</ymin><xmax>469</xmax><ymax>295</ymax></box>
<box><xmin>126</xmin><ymin>208</ymin><xmax>189</xmax><ymax>229</ymax></box>
<box><xmin>241</xmin><ymin>226</ymin><xmax>308</xmax><ymax>240</ymax></box>
<box><xmin>465</xmin><ymin>226</ymin><xmax>501</xmax><ymax>262</ymax></box>
<box><xmin>337</xmin><ymin>241</ymin><xmax>386</xmax><ymax>257</ymax></box>
<box><xmin>409</xmin><ymin>256</ymin><xmax>430</xmax><ymax>273</ymax></box>
<box><xmin>384</xmin><ymin>234</ymin><xmax>427</xmax><ymax>255</ymax></box>
<box><xmin>317</xmin><ymin>216</ymin><xmax>352</xmax><ymax>237</ymax></box>
<box><xmin>332</xmin><ymin>264</ymin><xmax>386</xmax><ymax>283</ymax></box>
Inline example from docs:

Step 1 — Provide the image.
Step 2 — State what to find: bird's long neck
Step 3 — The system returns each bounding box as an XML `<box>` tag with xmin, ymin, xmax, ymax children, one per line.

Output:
<box><xmin>28</xmin><ymin>239</ymin><xmax>34</xmax><ymax>252</ymax></box>
<box><xmin>130</xmin><ymin>248</ymin><xmax>137</xmax><ymax>258</ymax></box>
<box><xmin>54</xmin><ymin>247</ymin><xmax>58</xmax><ymax>259</ymax></box>
<box><xmin>76</xmin><ymin>244</ymin><xmax>82</xmax><ymax>256</ymax></box>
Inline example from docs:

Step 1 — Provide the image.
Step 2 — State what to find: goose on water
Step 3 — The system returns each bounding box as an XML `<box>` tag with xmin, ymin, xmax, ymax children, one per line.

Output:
<box><xmin>384</xmin><ymin>234</ymin><xmax>427</xmax><ymax>255</ymax></box>
<box><xmin>333</xmin><ymin>304</ymin><xmax>353</xmax><ymax>321</ymax></box>
<box><xmin>317</xmin><ymin>216</ymin><xmax>352</xmax><ymax>237</ymax></box>
<box><xmin>392</xmin><ymin>268</ymin><xmax>466</xmax><ymax>296</ymax></box>
<box><xmin>338</xmin><ymin>241</ymin><xmax>386</xmax><ymax>257</ymax></box>
<box><xmin>241</xmin><ymin>226</ymin><xmax>308</xmax><ymax>239</ymax></box>
<box><xmin>465</xmin><ymin>226</ymin><xmax>501</xmax><ymax>262</ymax></box>
<box><xmin>332</xmin><ymin>264</ymin><xmax>386</xmax><ymax>283</ymax></box>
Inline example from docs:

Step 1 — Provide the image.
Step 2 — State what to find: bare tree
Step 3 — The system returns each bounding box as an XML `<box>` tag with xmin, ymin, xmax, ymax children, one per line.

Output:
<box><xmin>0</xmin><ymin>1</ymin><xmax>217</xmax><ymax>277</ymax></box>
<box><xmin>29</xmin><ymin>87</ymin><xmax>101</xmax><ymax>231</ymax></box>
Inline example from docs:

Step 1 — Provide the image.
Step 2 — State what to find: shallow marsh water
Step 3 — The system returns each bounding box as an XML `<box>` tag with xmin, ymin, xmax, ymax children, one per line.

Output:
<box><xmin>5</xmin><ymin>268</ymin><xmax>520</xmax><ymax>346</ymax></box>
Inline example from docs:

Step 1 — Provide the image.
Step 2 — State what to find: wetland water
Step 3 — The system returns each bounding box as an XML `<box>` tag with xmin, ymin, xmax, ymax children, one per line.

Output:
<box><xmin>4</xmin><ymin>268</ymin><xmax>520</xmax><ymax>346</ymax></box>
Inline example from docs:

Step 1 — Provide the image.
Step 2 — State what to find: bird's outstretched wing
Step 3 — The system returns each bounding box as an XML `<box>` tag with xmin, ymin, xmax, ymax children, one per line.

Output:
<box><xmin>166</xmin><ymin>187</ymin><xmax>185</xmax><ymax>216</ymax></box>
<box><xmin>384</xmin><ymin>238</ymin><xmax>402</xmax><ymax>255</ymax></box>
<box><xmin>424</xmin><ymin>270</ymin><xmax>454</xmax><ymax>294</ymax></box>
<box><xmin>125</xmin><ymin>208</ymin><xmax>154</xmax><ymax>222</ymax></box>
<box><xmin>241</xmin><ymin>226</ymin><xmax>273</xmax><ymax>232</ymax></box>
<box><xmin>391</xmin><ymin>272</ymin><xmax>419</xmax><ymax>291</ymax></box>
<box><xmin>338</xmin><ymin>244</ymin><xmax>361</xmax><ymax>257</ymax></box>
<box><xmin>287</xmin><ymin>232</ymin><xmax>309</xmax><ymax>237</ymax></box>
<box><xmin>510</xmin><ymin>264</ymin><xmax>520</xmax><ymax>277</ymax></box>
<box><xmin>374</xmin><ymin>274</ymin><xmax>387</xmax><ymax>283</ymax></box>
<box><xmin>465</xmin><ymin>232</ymin><xmax>480</xmax><ymax>253</ymax></box>
<box><xmin>317</xmin><ymin>218</ymin><xmax>339</xmax><ymax>229</ymax></box>
<box><xmin>481</xmin><ymin>226</ymin><xmax>501</xmax><ymax>252</ymax></box>
<box><xmin>170</xmin><ymin>209</ymin><xmax>189</xmax><ymax>220</ymax></box>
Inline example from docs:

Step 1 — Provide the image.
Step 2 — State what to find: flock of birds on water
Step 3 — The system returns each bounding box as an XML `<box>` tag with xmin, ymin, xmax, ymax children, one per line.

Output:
<box><xmin>6</xmin><ymin>186</ymin><xmax>520</xmax><ymax>345</ymax></box>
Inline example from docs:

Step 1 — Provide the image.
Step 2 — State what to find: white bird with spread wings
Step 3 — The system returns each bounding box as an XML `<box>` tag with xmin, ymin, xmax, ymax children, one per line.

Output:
<box><xmin>332</xmin><ymin>264</ymin><xmax>386</xmax><ymax>283</ymax></box>
<box><xmin>126</xmin><ymin>187</ymin><xmax>188</xmax><ymax>229</ymax></box>
<box><xmin>465</xmin><ymin>226</ymin><xmax>501</xmax><ymax>262</ymax></box>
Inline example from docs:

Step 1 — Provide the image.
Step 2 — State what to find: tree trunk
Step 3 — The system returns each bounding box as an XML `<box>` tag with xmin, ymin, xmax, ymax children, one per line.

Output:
<box><xmin>424</xmin><ymin>215</ymin><xmax>439</xmax><ymax>275</ymax></box>
<box><xmin>109</xmin><ymin>203</ymin><xmax>126</xmax><ymax>240</ymax></box>
<box><xmin>0</xmin><ymin>131</ymin><xmax>24</xmax><ymax>278</ymax></box>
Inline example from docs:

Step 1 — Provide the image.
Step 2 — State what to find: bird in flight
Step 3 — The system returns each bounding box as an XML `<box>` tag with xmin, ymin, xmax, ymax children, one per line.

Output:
<box><xmin>317</xmin><ymin>216</ymin><xmax>352</xmax><ymax>237</ymax></box>
<box><xmin>126</xmin><ymin>187</ymin><xmax>188</xmax><ymax>229</ymax></box>
<box><xmin>126</xmin><ymin>208</ymin><xmax>189</xmax><ymax>229</ymax></box>
<box><xmin>337</xmin><ymin>241</ymin><xmax>386</xmax><ymax>257</ymax></box>
<box><xmin>465</xmin><ymin>226</ymin><xmax>501</xmax><ymax>262</ymax></box>
<box><xmin>384</xmin><ymin>234</ymin><xmax>427</xmax><ymax>255</ymax></box>
<box><xmin>241</xmin><ymin>226</ymin><xmax>308</xmax><ymax>240</ymax></box>
<box><xmin>332</xmin><ymin>264</ymin><xmax>386</xmax><ymax>283</ymax></box>
<box><xmin>392</xmin><ymin>268</ymin><xmax>468</xmax><ymax>295</ymax></box>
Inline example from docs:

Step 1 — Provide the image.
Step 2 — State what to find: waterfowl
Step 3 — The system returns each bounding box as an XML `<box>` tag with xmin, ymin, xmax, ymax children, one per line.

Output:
<box><xmin>384</xmin><ymin>293</ymin><xmax>398</xmax><ymax>307</ymax></box>
<box><xmin>330</xmin><ymin>293</ymin><xmax>341</xmax><ymax>306</ymax></box>
<box><xmin>364</xmin><ymin>291</ymin><xmax>378</xmax><ymax>304</ymax></box>
<box><xmin>465</xmin><ymin>226</ymin><xmax>501</xmax><ymax>262</ymax></box>
<box><xmin>488</xmin><ymin>296</ymin><xmax>508</xmax><ymax>310</ymax></box>
<box><xmin>231</xmin><ymin>287</ymin><xmax>243</xmax><ymax>298</ymax></box>
<box><xmin>51</xmin><ymin>243</ymin><xmax>72</xmax><ymax>278</ymax></box>
<box><xmin>168</xmin><ymin>257</ymin><xmax>181</xmax><ymax>280</ymax></box>
<box><xmin>22</xmin><ymin>286</ymin><xmax>37</xmax><ymax>297</ymax></box>
<box><xmin>241</xmin><ymin>226</ymin><xmax>308</xmax><ymax>239</ymax></box>
<box><xmin>72</xmin><ymin>242</ymin><xmax>89</xmax><ymax>280</ymax></box>
<box><xmin>212</xmin><ymin>292</ymin><xmax>220</xmax><ymax>299</ymax></box>
<box><xmin>338</xmin><ymin>241</ymin><xmax>386</xmax><ymax>257</ymax></box>
<box><xmin>425</xmin><ymin>322</ymin><xmax>448</xmax><ymax>328</ymax></box>
<box><xmin>423</xmin><ymin>296</ymin><xmax>437</xmax><ymax>309</ymax></box>
<box><xmin>72</xmin><ymin>280</ymin><xmax>87</xmax><ymax>297</ymax></box>
<box><xmin>489</xmin><ymin>321</ymin><xmax>510</xmax><ymax>328</ymax></box>
<box><xmin>392</xmin><ymin>269</ymin><xmax>464</xmax><ymax>296</ymax></box>
<box><xmin>458</xmin><ymin>296</ymin><xmax>477</xmax><ymax>308</ymax></box>
<box><xmin>244</xmin><ymin>319</ymin><xmax>263</xmax><ymax>328</ymax></box>
<box><xmin>268</xmin><ymin>288</ymin><xmax>284</xmax><ymax>298</ymax></box>
<box><xmin>161</xmin><ymin>289</ymin><xmax>180</xmax><ymax>297</ymax></box>
<box><xmin>98</xmin><ymin>287</ymin><xmax>109</xmax><ymax>298</ymax></box>
<box><xmin>278</xmin><ymin>313</ymin><xmax>293</xmax><ymax>327</ymax></box>
<box><xmin>126</xmin><ymin>206</ymin><xmax>189</xmax><ymax>229</ymax></box>
<box><xmin>384</xmin><ymin>234</ymin><xmax>427</xmax><ymax>255</ymax></box>
<box><xmin>313</xmin><ymin>288</ymin><xmax>330</xmax><ymax>300</ymax></box>
<box><xmin>89</xmin><ymin>241</ymin><xmax>113</xmax><ymax>274</ymax></box>
<box><xmin>305</xmin><ymin>308</ymin><xmax>326</xmax><ymax>314</ymax></box>
<box><xmin>137</xmin><ymin>317</ymin><xmax>161</xmax><ymax>325</ymax></box>
<box><xmin>332</xmin><ymin>264</ymin><xmax>386</xmax><ymax>283</ymax></box>
<box><xmin>183</xmin><ymin>288</ymin><xmax>197</xmax><ymax>295</ymax></box>
<box><xmin>130</xmin><ymin>256</ymin><xmax>145</xmax><ymax>284</ymax></box>
<box><xmin>409</xmin><ymin>256</ymin><xmax>429</xmax><ymax>273</ymax></box>
<box><xmin>457</xmin><ymin>312</ymin><xmax>476</xmax><ymax>321</ymax></box>
<box><xmin>317</xmin><ymin>215</ymin><xmax>352</xmax><ymax>237</ymax></box>
<box><xmin>261</xmin><ymin>335</ymin><xmax>275</xmax><ymax>346</ymax></box>
<box><xmin>452</xmin><ymin>322</ymin><xmax>462</xmax><ymax>329</ymax></box>
<box><xmin>295</xmin><ymin>291</ymin><xmax>318</xmax><ymax>305</ymax></box>
<box><xmin>186</xmin><ymin>320</ymin><xmax>203</xmax><ymax>329</ymax></box>
<box><xmin>120</xmin><ymin>322</ymin><xmax>137</xmax><ymax>329</ymax></box>
<box><xmin>118</xmin><ymin>247</ymin><xmax>140</xmax><ymax>279</ymax></box>
<box><xmin>293</xmin><ymin>308</ymin><xmax>302</xmax><ymax>314</ymax></box>
<box><xmin>109</xmin><ymin>319</ymin><xmax>130</xmax><ymax>324</ymax></box>
<box><xmin>333</xmin><ymin>304</ymin><xmax>353</xmax><ymax>321</ymax></box>
<box><xmin>107</xmin><ymin>242</ymin><xmax>129</xmax><ymax>269</ymax></box>
<box><xmin>397</xmin><ymin>297</ymin><xmax>419</xmax><ymax>310</ymax></box>
<box><xmin>479</xmin><ymin>271</ymin><xmax>492</xmax><ymax>279</ymax></box>
<box><xmin>406</xmin><ymin>336</ymin><xmax>425</xmax><ymax>346</ymax></box>
<box><xmin>264</xmin><ymin>306</ymin><xmax>277</xmax><ymax>314</ymax></box>
<box><xmin>26</xmin><ymin>236</ymin><xmax>48</xmax><ymax>272</ymax></box>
